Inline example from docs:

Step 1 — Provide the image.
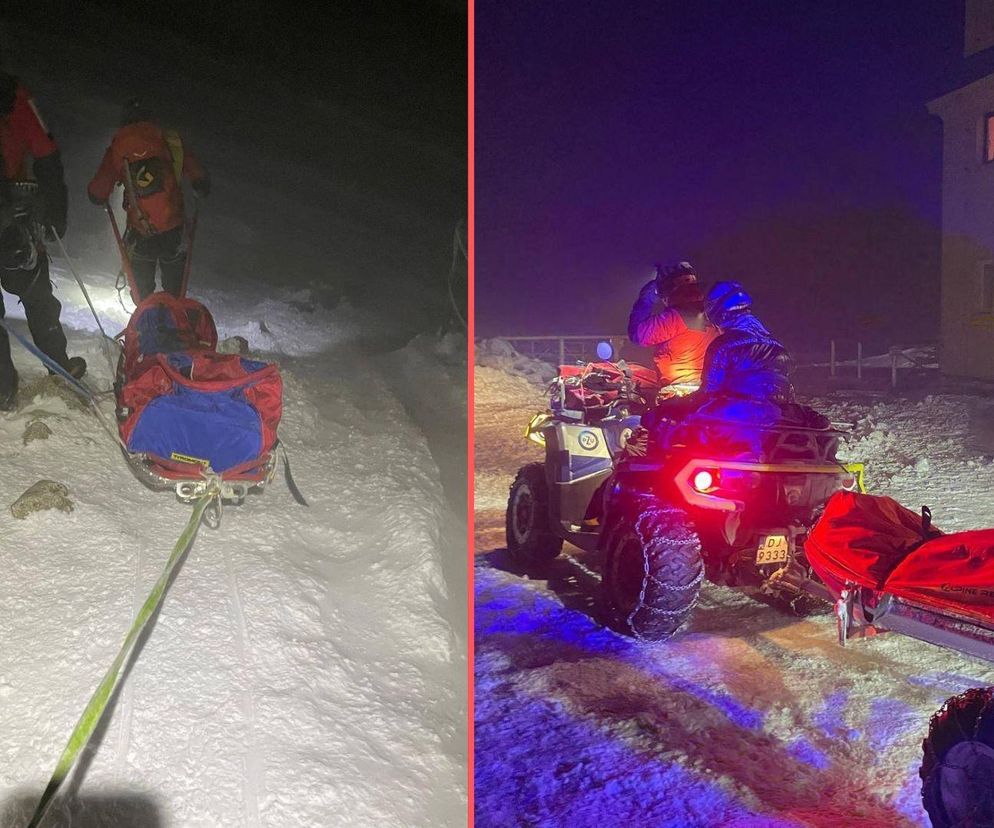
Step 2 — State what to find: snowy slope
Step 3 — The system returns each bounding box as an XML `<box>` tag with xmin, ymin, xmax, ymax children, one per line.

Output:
<box><xmin>474</xmin><ymin>362</ymin><xmax>994</xmax><ymax>828</ymax></box>
<box><xmin>0</xmin><ymin>8</ymin><xmax>466</xmax><ymax>828</ymax></box>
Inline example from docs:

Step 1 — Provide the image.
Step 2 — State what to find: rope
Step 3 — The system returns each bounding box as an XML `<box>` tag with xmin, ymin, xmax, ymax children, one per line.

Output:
<box><xmin>106</xmin><ymin>205</ymin><xmax>140</xmax><ymax>305</ymax></box>
<box><xmin>0</xmin><ymin>319</ymin><xmax>129</xmax><ymax>453</ymax></box>
<box><xmin>49</xmin><ymin>228</ymin><xmax>123</xmax><ymax>375</ymax></box>
<box><xmin>25</xmin><ymin>492</ymin><xmax>214</xmax><ymax>827</ymax></box>
<box><xmin>49</xmin><ymin>231</ymin><xmax>109</xmax><ymax>340</ymax></box>
<box><xmin>179</xmin><ymin>196</ymin><xmax>200</xmax><ymax>298</ymax></box>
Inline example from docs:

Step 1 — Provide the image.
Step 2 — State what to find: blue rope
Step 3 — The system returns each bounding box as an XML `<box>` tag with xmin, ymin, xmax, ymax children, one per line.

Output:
<box><xmin>0</xmin><ymin>318</ymin><xmax>94</xmax><ymax>403</ymax></box>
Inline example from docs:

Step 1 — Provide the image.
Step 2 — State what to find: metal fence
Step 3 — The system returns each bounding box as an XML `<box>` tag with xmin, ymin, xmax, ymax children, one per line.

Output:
<box><xmin>492</xmin><ymin>335</ymin><xmax>632</xmax><ymax>366</ymax></box>
<box><xmin>485</xmin><ymin>334</ymin><xmax>938</xmax><ymax>390</ymax></box>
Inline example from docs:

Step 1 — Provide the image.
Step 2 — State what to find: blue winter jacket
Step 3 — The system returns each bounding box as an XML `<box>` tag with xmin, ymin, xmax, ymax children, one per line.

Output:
<box><xmin>698</xmin><ymin>312</ymin><xmax>794</xmax><ymax>404</ymax></box>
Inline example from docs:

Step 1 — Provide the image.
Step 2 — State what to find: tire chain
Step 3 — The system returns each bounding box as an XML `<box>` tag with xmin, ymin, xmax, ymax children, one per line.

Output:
<box><xmin>625</xmin><ymin>503</ymin><xmax>705</xmax><ymax>641</ymax></box>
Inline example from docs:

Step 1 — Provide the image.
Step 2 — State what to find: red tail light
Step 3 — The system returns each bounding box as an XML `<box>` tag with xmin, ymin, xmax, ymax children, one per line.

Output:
<box><xmin>692</xmin><ymin>469</ymin><xmax>718</xmax><ymax>493</ymax></box>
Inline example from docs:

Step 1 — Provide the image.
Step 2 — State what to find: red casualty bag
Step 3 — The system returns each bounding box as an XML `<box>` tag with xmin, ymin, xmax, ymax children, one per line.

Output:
<box><xmin>804</xmin><ymin>491</ymin><xmax>942</xmax><ymax>598</ymax></box>
<box><xmin>557</xmin><ymin>361</ymin><xmax>661</xmax><ymax>415</ymax></box>
<box><xmin>883</xmin><ymin>530</ymin><xmax>994</xmax><ymax>622</ymax></box>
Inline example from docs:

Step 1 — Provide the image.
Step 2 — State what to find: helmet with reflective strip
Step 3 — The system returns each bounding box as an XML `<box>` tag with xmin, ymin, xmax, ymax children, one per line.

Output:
<box><xmin>705</xmin><ymin>280</ymin><xmax>753</xmax><ymax>326</ymax></box>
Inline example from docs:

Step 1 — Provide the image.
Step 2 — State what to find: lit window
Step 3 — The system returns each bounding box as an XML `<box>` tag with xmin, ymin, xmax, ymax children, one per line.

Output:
<box><xmin>982</xmin><ymin>263</ymin><xmax>994</xmax><ymax>311</ymax></box>
<box><xmin>986</xmin><ymin>113</ymin><xmax>994</xmax><ymax>162</ymax></box>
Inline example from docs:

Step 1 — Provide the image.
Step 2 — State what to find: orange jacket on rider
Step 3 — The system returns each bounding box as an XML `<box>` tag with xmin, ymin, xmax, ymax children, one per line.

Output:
<box><xmin>629</xmin><ymin>304</ymin><xmax>718</xmax><ymax>386</ymax></box>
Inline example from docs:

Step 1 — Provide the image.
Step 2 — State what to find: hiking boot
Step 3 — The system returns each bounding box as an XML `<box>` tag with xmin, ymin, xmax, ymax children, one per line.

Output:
<box><xmin>46</xmin><ymin>356</ymin><xmax>87</xmax><ymax>381</ymax></box>
<box><xmin>0</xmin><ymin>369</ymin><xmax>18</xmax><ymax>412</ymax></box>
<box><xmin>65</xmin><ymin>356</ymin><xmax>87</xmax><ymax>380</ymax></box>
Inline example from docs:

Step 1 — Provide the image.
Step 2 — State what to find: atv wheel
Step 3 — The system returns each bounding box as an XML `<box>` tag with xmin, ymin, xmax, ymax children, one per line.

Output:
<box><xmin>921</xmin><ymin>686</ymin><xmax>994</xmax><ymax>828</ymax></box>
<box><xmin>506</xmin><ymin>463</ymin><xmax>563</xmax><ymax>563</ymax></box>
<box><xmin>602</xmin><ymin>504</ymin><xmax>703</xmax><ymax>641</ymax></box>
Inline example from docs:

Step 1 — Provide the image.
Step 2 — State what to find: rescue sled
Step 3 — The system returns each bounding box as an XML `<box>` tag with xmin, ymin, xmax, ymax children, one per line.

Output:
<box><xmin>806</xmin><ymin>491</ymin><xmax>994</xmax><ymax>663</ymax></box>
<box><xmin>114</xmin><ymin>292</ymin><xmax>282</xmax><ymax>504</ymax></box>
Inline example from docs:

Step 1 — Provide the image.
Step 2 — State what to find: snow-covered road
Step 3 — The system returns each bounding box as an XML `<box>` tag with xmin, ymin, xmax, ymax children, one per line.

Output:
<box><xmin>474</xmin><ymin>360</ymin><xmax>994</xmax><ymax>828</ymax></box>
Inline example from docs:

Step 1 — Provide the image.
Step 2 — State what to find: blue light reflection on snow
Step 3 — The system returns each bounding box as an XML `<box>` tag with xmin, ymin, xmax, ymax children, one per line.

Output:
<box><xmin>477</xmin><ymin>575</ymin><xmax>766</xmax><ymax>729</ymax></box>
<box><xmin>475</xmin><ymin>568</ymin><xmax>928</xmax><ymax>827</ymax></box>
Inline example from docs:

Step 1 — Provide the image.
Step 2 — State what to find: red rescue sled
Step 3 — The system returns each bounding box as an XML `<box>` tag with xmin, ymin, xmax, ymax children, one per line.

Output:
<box><xmin>114</xmin><ymin>292</ymin><xmax>283</xmax><ymax>503</ymax></box>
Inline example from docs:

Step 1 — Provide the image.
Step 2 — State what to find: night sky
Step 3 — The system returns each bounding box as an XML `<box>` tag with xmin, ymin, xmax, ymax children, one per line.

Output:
<box><xmin>476</xmin><ymin>1</ymin><xmax>969</xmax><ymax>351</ymax></box>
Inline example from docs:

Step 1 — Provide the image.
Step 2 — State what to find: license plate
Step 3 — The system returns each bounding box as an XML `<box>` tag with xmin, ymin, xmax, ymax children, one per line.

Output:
<box><xmin>756</xmin><ymin>534</ymin><xmax>789</xmax><ymax>565</ymax></box>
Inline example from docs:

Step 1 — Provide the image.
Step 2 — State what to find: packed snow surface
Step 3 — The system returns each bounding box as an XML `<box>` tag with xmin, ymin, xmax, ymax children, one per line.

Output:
<box><xmin>474</xmin><ymin>357</ymin><xmax>994</xmax><ymax>828</ymax></box>
<box><xmin>0</xmin><ymin>9</ymin><xmax>466</xmax><ymax>827</ymax></box>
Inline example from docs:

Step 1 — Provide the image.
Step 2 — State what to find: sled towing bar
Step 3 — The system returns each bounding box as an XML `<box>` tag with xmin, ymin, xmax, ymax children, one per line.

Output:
<box><xmin>838</xmin><ymin>588</ymin><xmax>994</xmax><ymax>665</ymax></box>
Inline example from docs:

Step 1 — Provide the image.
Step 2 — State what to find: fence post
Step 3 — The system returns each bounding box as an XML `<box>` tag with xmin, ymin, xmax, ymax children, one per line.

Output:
<box><xmin>830</xmin><ymin>340</ymin><xmax>836</xmax><ymax>377</ymax></box>
<box><xmin>558</xmin><ymin>337</ymin><xmax>565</xmax><ymax>367</ymax></box>
<box><xmin>891</xmin><ymin>348</ymin><xmax>898</xmax><ymax>389</ymax></box>
<box><xmin>857</xmin><ymin>342</ymin><xmax>862</xmax><ymax>381</ymax></box>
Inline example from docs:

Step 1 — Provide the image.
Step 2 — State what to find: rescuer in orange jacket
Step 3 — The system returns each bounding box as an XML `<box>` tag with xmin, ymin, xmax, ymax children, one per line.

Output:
<box><xmin>0</xmin><ymin>70</ymin><xmax>86</xmax><ymax>411</ymax></box>
<box><xmin>88</xmin><ymin>98</ymin><xmax>209</xmax><ymax>299</ymax></box>
<box><xmin>628</xmin><ymin>261</ymin><xmax>718</xmax><ymax>395</ymax></box>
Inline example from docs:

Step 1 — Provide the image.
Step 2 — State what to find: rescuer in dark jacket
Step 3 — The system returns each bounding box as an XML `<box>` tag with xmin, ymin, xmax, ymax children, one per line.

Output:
<box><xmin>698</xmin><ymin>280</ymin><xmax>794</xmax><ymax>404</ymax></box>
<box><xmin>0</xmin><ymin>70</ymin><xmax>86</xmax><ymax>411</ymax></box>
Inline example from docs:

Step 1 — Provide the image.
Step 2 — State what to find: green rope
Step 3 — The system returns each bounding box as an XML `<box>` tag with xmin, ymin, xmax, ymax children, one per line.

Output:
<box><xmin>26</xmin><ymin>493</ymin><xmax>213</xmax><ymax>828</ymax></box>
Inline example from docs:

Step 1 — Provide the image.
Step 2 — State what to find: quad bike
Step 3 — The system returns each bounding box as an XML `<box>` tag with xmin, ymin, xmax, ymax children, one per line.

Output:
<box><xmin>508</xmin><ymin>357</ymin><xmax>863</xmax><ymax>640</ymax></box>
<box><xmin>506</xmin><ymin>359</ymin><xmax>994</xmax><ymax>827</ymax></box>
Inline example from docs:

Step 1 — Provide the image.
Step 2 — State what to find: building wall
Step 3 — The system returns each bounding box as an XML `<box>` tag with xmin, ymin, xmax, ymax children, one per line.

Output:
<box><xmin>966</xmin><ymin>0</ymin><xmax>994</xmax><ymax>57</ymax></box>
<box><xmin>929</xmin><ymin>76</ymin><xmax>994</xmax><ymax>379</ymax></box>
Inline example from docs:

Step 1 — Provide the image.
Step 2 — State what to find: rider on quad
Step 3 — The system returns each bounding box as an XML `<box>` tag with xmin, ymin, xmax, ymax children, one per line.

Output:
<box><xmin>698</xmin><ymin>280</ymin><xmax>793</xmax><ymax>404</ymax></box>
<box><xmin>642</xmin><ymin>280</ymin><xmax>803</xmax><ymax>423</ymax></box>
<box><xmin>629</xmin><ymin>280</ymin><xmax>822</xmax><ymax>454</ymax></box>
<box><xmin>627</xmin><ymin>261</ymin><xmax>718</xmax><ymax>398</ymax></box>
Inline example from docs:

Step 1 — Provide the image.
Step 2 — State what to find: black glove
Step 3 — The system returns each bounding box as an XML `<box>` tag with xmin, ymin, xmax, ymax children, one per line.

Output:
<box><xmin>192</xmin><ymin>175</ymin><xmax>211</xmax><ymax>198</ymax></box>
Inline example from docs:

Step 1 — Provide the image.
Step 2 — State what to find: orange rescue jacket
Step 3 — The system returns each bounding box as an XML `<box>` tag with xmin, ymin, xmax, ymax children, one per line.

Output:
<box><xmin>629</xmin><ymin>306</ymin><xmax>719</xmax><ymax>386</ymax></box>
<box><xmin>88</xmin><ymin>121</ymin><xmax>206</xmax><ymax>235</ymax></box>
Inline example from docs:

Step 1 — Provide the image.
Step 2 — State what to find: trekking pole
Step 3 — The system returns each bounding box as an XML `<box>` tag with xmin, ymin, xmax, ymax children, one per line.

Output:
<box><xmin>179</xmin><ymin>196</ymin><xmax>200</xmax><ymax>298</ymax></box>
<box><xmin>105</xmin><ymin>205</ymin><xmax>140</xmax><ymax>305</ymax></box>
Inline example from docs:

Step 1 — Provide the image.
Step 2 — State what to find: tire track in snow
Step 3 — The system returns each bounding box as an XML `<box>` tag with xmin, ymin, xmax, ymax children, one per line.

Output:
<box><xmin>223</xmin><ymin>547</ymin><xmax>263</xmax><ymax>828</ymax></box>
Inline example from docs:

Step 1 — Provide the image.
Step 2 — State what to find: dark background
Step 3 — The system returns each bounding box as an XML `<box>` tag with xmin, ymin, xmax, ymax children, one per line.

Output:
<box><xmin>0</xmin><ymin>0</ymin><xmax>467</xmax><ymax>337</ymax></box>
<box><xmin>475</xmin><ymin>1</ymin><xmax>985</xmax><ymax>354</ymax></box>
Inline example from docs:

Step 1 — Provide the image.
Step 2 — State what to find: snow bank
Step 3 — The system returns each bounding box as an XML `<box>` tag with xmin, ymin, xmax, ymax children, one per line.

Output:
<box><xmin>475</xmin><ymin>338</ymin><xmax>557</xmax><ymax>386</ymax></box>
